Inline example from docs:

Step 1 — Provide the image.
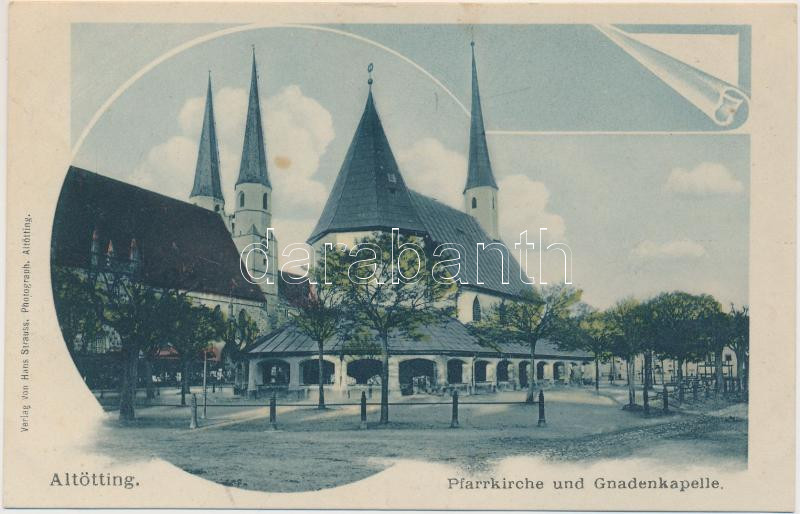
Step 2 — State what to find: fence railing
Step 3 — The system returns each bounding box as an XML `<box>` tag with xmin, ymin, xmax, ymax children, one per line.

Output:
<box><xmin>184</xmin><ymin>389</ymin><xmax>547</xmax><ymax>431</ymax></box>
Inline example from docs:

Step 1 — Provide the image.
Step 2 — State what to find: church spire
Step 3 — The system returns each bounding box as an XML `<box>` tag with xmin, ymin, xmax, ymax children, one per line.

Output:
<box><xmin>236</xmin><ymin>48</ymin><xmax>270</xmax><ymax>187</ymax></box>
<box><xmin>190</xmin><ymin>72</ymin><xmax>224</xmax><ymax>202</ymax></box>
<box><xmin>464</xmin><ymin>41</ymin><xmax>498</xmax><ymax>192</ymax></box>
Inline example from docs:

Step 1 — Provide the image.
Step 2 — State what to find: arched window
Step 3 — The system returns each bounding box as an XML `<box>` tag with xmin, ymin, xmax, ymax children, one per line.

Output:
<box><xmin>471</xmin><ymin>197</ymin><xmax>477</xmax><ymax>209</ymax></box>
<box><xmin>214</xmin><ymin>204</ymin><xmax>220</xmax><ymax>212</ymax></box>
<box><xmin>239</xmin><ymin>192</ymin><xmax>245</xmax><ymax>208</ymax></box>
<box><xmin>262</xmin><ymin>193</ymin><xmax>268</xmax><ymax>210</ymax></box>
<box><xmin>472</xmin><ymin>296</ymin><xmax>482</xmax><ymax>322</ymax></box>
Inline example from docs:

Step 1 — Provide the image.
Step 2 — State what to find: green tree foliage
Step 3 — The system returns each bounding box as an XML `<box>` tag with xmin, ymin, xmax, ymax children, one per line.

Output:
<box><xmin>476</xmin><ymin>283</ymin><xmax>582</xmax><ymax>403</ymax></box>
<box><xmin>559</xmin><ymin>304</ymin><xmax>615</xmax><ymax>392</ymax></box>
<box><xmin>290</xmin><ymin>256</ymin><xmax>346</xmax><ymax>409</ymax></box>
<box><xmin>164</xmin><ymin>293</ymin><xmax>226</xmax><ymax>406</ymax></box>
<box><xmin>728</xmin><ymin>305</ymin><xmax>749</xmax><ymax>389</ymax></box>
<box><xmin>335</xmin><ymin>231</ymin><xmax>456</xmax><ymax>424</ymax></box>
<box><xmin>51</xmin><ymin>267</ymin><xmax>103</xmax><ymax>357</ymax></box>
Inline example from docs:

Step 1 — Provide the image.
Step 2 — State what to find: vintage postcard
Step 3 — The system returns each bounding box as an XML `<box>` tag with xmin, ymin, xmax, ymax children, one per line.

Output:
<box><xmin>4</xmin><ymin>2</ymin><xmax>797</xmax><ymax>510</ymax></box>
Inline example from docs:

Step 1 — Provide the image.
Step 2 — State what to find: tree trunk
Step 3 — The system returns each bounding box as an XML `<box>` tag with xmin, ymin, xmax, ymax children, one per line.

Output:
<box><xmin>118</xmin><ymin>345</ymin><xmax>138</xmax><ymax>421</ymax></box>
<box><xmin>380</xmin><ymin>337</ymin><xmax>390</xmax><ymax>424</ymax></box>
<box><xmin>526</xmin><ymin>342</ymin><xmax>537</xmax><ymax>403</ymax></box>
<box><xmin>181</xmin><ymin>359</ymin><xmax>190</xmax><ymax>406</ymax></box>
<box><xmin>594</xmin><ymin>357</ymin><xmax>600</xmax><ymax>393</ymax></box>
<box><xmin>714</xmin><ymin>348</ymin><xmax>724</xmax><ymax>394</ymax></box>
<box><xmin>677</xmin><ymin>358</ymin><xmax>684</xmax><ymax>403</ymax></box>
<box><xmin>317</xmin><ymin>341</ymin><xmax>326</xmax><ymax>409</ymax></box>
<box><xmin>643</xmin><ymin>351</ymin><xmax>651</xmax><ymax>414</ymax></box>
<box><xmin>626</xmin><ymin>357</ymin><xmax>636</xmax><ymax>406</ymax></box>
<box><xmin>144</xmin><ymin>358</ymin><xmax>155</xmax><ymax>400</ymax></box>
<box><xmin>735</xmin><ymin>353</ymin><xmax>745</xmax><ymax>390</ymax></box>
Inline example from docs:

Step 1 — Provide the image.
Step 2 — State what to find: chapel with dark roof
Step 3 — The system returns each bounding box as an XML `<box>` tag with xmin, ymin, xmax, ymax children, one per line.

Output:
<box><xmin>245</xmin><ymin>42</ymin><xmax>591</xmax><ymax>398</ymax></box>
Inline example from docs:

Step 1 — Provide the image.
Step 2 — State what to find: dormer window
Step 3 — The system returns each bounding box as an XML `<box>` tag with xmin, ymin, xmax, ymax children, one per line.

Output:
<box><xmin>387</xmin><ymin>173</ymin><xmax>397</xmax><ymax>184</ymax></box>
<box><xmin>471</xmin><ymin>197</ymin><xmax>477</xmax><ymax>209</ymax></box>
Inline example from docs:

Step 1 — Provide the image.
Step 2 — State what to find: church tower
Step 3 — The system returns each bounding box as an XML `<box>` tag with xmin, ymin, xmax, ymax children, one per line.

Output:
<box><xmin>463</xmin><ymin>42</ymin><xmax>500</xmax><ymax>240</ymax></box>
<box><xmin>190</xmin><ymin>73</ymin><xmax>225</xmax><ymax>215</ymax></box>
<box><xmin>232</xmin><ymin>49</ymin><xmax>277</xmax><ymax>299</ymax></box>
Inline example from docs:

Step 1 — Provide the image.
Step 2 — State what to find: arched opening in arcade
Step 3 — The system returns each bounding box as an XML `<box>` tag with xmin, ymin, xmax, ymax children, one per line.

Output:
<box><xmin>496</xmin><ymin>360</ymin><xmax>511</xmax><ymax>382</ymax></box>
<box><xmin>447</xmin><ymin>359</ymin><xmax>465</xmax><ymax>384</ymax></box>
<box><xmin>553</xmin><ymin>361</ymin><xmax>566</xmax><ymax>382</ymax></box>
<box><xmin>537</xmin><ymin>361</ymin><xmax>547</xmax><ymax>381</ymax></box>
<box><xmin>259</xmin><ymin>359</ymin><xmax>290</xmax><ymax>386</ymax></box>
<box><xmin>399</xmin><ymin>358</ymin><xmax>436</xmax><ymax>395</ymax></box>
<box><xmin>519</xmin><ymin>361</ymin><xmax>529</xmax><ymax>387</ymax></box>
<box><xmin>347</xmin><ymin>359</ymin><xmax>382</xmax><ymax>385</ymax></box>
<box><xmin>300</xmin><ymin>359</ymin><xmax>335</xmax><ymax>385</ymax></box>
<box><xmin>474</xmin><ymin>360</ymin><xmax>489</xmax><ymax>383</ymax></box>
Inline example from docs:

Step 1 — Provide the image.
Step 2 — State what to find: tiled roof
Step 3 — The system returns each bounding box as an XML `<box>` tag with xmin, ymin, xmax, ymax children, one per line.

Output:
<box><xmin>236</xmin><ymin>52</ymin><xmax>270</xmax><ymax>187</ymax></box>
<box><xmin>249</xmin><ymin>318</ymin><xmax>590</xmax><ymax>360</ymax></box>
<box><xmin>308</xmin><ymin>89</ymin><xmax>426</xmax><ymax>243</ymax></box>
<box><xmin>52</xmin><ymin>167</ymin><xmax>265</xmax><ymax>303</ymax></box>
<box><xmin>409</xmin><ymin>191</ymin><xmax>530</xmax><ymax>298</ymax></box>
<box><xmin>190</xmin><ymin>75</ymin><xmax>224</xmax><ymax>200</ymax></box>
<box><xmin>464</xmin><ymin>43</ymin><xmax>498</xmax><ymax>192</ymax></box>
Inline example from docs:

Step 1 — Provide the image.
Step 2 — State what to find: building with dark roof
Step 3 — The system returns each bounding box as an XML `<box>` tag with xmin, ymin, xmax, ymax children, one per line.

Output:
<box><xmin>245</xmin><ymin>45</ymin><xmax>591</xmax><ymax>398</ymax></box>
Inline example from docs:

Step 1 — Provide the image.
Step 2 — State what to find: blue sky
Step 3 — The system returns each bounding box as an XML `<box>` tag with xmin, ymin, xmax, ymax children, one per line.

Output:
<box><xmin>71</xmin><ymin>23</ymin><xmax>750</xmax><ymax>308</ymax></box>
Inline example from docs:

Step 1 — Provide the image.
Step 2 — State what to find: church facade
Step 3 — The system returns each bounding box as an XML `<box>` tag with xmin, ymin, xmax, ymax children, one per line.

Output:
<box><xmin>243</xmin><ymin>44</ymin><xmax>595</xmax><ymax>398</ymax></box>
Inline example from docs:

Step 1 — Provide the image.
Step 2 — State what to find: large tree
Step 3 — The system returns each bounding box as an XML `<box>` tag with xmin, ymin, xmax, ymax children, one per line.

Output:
<box><xmin>649</xmin><ymin>291</ymin><xmax>720</xmax><ymax>400</ymax></box>
<box><xmin>167</xmin><ymin>294</ymin><xmax>225</xmax><ymax>406</ymax></box>
<box><xmin>560</xmin><ymin>305</ymin><xmax>614</xmax><ymax>393</ymax></box>
<box><xmin>607</xmin><ymin>298</ymin><xmax>648</xmax><ymax>408</ymax></box>
<box><xmin>91</xmin><ymin>266</ymin><xmax>171</xmax><ymax>421</ymax></box>
<box><xmin>291</xmin><ymin>255</ymin><xmax>346</xmax><ymax>409</ymax></box>
<box><xmin>728</xmin><ymin>305</ymin><xmax>749</xmax><ymax>390</ymax></box>
<box><xmin>337</xmin><ymin>232</ymin><xmax>456</xmax><ymax>424</ymax></box>
<box><xmin>477</xmin><ymin>283</ymin><xmax>582</xmax><ymax>403</ymax></box>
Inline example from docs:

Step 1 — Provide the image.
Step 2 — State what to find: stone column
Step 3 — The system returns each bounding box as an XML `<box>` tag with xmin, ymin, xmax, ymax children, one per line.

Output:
<box><xmin>435</xmin><ymin>356</ymin><xmax>448</xmax><ymax>388</ymax></box>
<box><xmin>388</xmin><ymin>358</ymin><xmax>401</xmax><ymax>397</ymax></box>
<box><xmin>247</xmin><ymin>359</ymin><xmax>259</xmax><ymax>398</ymax></box>
<box><xmin>334</xmin><ymin>357</ymin><xmax>346</xmax><ymax>392</ymax></box>
<box><xmin>464</xmin><ymin>358</ymin><xmax>474</xmax><ymax>390</ymax></box>
<box><xmin>288</xmin><ymin>358</ymin><xmax>301</xmax><ymax>389</ymax></box>
<box><xmin>486</xmin><ymin>359</ymin><xmax>498</xmax><ymax>384</ymax></box>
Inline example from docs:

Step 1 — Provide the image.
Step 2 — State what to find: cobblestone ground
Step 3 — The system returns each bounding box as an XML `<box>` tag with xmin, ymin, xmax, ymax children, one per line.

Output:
<box><xmin>94</xmin><ymin>387</ymin><xmax>747</xmax><ymax>492</ymax></box>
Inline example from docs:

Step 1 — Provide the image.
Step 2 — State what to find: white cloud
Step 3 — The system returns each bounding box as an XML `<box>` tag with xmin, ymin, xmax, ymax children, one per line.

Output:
<box><xmin>397</xmin><ymin>138</ymin><xmax>466</xmax><ymax>208</ymax></box>
<box><xmin>665</xmin><ymin>162</ymin><xmax>744</xmax><ymax>195</ymax></box>
<box><xmin>132</xmin><ymin>84</ymin><xmax>334</xmax><ymax>229</ymax></box>
<box><xmin>632</xmin><ymin>239</ymin><xmax>707</xmax><ymax>258</ymax></box>
<box><xmin>130</xmin><ymin>136</ymin><xmax>198</xmax><ymax>200</ymax></box>
<box><xmin>499</xmin><ymin>174</ymin><xmax>566</xmax><ymax>244</ymax></box>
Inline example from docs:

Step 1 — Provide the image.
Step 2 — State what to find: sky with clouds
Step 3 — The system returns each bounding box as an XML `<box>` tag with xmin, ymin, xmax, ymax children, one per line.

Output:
<box><xmin>70</xmin><ymin>23</ymin><xmax>750</xmax><ymax>309</ymax></box>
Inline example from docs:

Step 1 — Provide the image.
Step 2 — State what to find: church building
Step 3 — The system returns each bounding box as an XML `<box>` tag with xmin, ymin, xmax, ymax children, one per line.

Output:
<box><xmin>245</xmin><ymin>43</ymin><xmax>593</xmax><ymax>398</ymax></box>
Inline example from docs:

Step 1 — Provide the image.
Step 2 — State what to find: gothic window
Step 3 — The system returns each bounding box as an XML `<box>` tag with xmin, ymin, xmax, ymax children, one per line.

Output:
<box><xmin>262</xmin><ymin>193</ymin><xmax>268</xmax><ymax>210</ymax></box>
<box><xmin>231</xmin><ymin>222</ymin><xmax>235</xmax><ymax>233</ymax></box>
<box><xmin>239</xmin><ymin>192</ymin><xmax>245</xmax><ymax>208</ymax></box>
<box><xmin>471</xmin><ymin>197</ymin><xmax>477</xmax><ymax>209</ymax></box>
<box><xmin>214</xmin><ymin>204</ymin><xmax>220</xmax><ymax>212</ymax></box>
<box><xmin>492</xmin><ymin>196</ymin><xmax>495</xmax><ymax>209</ymax></box>
<box><xmin>472</xmin><ymin>296</ymin><xmax>482</xmax><ymax>322</ymax></box>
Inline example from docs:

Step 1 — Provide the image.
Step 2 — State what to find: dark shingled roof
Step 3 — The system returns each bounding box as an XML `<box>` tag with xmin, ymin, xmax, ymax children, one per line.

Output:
<box><xmin>190</xmin><ymin>75</ymin><xmax>224</xmax><ymax>200</ymax></box>
<box><xmin>236</xmin><ymin>52</ymin><xmax>270</xmax><ymax>187</ymax></box>
<box><xmin>464</xmin><ymin>43</ymin><xmax>498</xmax><ymax>192</ymax></box>
<box><xmin>52</xmin><ymin>167</ymin><xmax>265</xmax><ymax>302</ymax></box>
<box><xmin>409</xmin><ymin>191</ymin><xmax>529</xmax><ymax>298</ymax></box>
<box><xmin>249</xmin><ymin>318</ymin><xmax>590</xmax><ymax>360</ymax></box>
<box><xmin>308</xmin><ymin>89</ymin><xmax>425</xmax><ymax>243</ymax></box>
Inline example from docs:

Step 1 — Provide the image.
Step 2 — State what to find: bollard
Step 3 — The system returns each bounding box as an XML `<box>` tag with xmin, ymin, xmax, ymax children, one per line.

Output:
<box><xmin>268</xmin><ymin>394</ymin><xmax>278</xmax><ymax>431</ymax></box>
<box><xmin>662</xmin><ymin>384</ymin><xmax>669</xmax><ymax>413</ymax></box>
<box><xmin>360</xmin><ymin>391</ymin><xmax>368</xmax><ymax>430</ymax></box>
<box><xmin>450</xmin><ymin>390</ymin><xmax>459</xmax><ymax>428</ymax></box>
<box><xmin>537</xmin><ymin>390</ymin><xmax>546</xmax><ymax>427</ymax></box>
<box><xmin>692</xmin><ymin>380</ymin><xmax>698</xmax><ymax>401</ymax></box>
<box><xmin>189</xmin><ymin>393</ymin><xmax>199</xmax><ymax>429</ymax></box>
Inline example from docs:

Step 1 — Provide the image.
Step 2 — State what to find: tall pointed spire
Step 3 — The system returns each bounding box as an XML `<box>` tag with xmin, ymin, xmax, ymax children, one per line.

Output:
<box><xmin>308</xmin><ymin>65</ymin><xmax>424</xmax><ymax>243</ymax></box>
<box><xmin>236</xmin><ymin>48</ymin><xmax>270</xmax><ymax>187</ymax></box>
<box><xmin>464</xmin><ymin>41</ymin><xmax>498</xmax><ymax>192</ymax></box>
<box><xmin>190</xmin><ymin>72</ymin><xmax>224</xmax><ymax>201</ymax></box>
